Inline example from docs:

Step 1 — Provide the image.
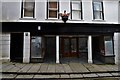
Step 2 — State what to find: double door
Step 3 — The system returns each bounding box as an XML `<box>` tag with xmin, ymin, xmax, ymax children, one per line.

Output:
<box><xmin>61</xmin><ymin>38</ymin><xmax>78</xmax><ymax>57</ymax></box>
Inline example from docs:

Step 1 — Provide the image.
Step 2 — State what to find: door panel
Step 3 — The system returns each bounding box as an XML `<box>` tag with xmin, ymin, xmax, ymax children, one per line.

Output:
<box><xmin>31</xmin><ymin>36</ymin><xmax>42</xmax><ymax>62</ymax></box>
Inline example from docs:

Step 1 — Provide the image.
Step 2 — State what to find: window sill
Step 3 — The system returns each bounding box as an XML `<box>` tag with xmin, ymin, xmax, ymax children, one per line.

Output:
<box><xmin>92</xmin><ymin>19</ymin><xmax>106</xmax><ymax>22</ymax></box>
<box><xmin>19</xmin><ymin>18</ymin><xmax>36</xmax><ymax>20</ymax></box>
<box><xmin>45</xmin><ymin>19</ymin><xmax>60</xmax><ymax>21</ymax></box>
<box><xmin>69</xmin><ymin>19</ymin><xmax>84</xmax><ymax>21</ymax></box>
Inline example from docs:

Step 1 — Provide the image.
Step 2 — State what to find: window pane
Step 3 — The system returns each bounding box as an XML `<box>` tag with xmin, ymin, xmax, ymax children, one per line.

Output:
<box><xmin>71</xmin><ymin>39</ymin><xmax>77</xmax><ymax>53</ymax></box>
<box><xmin>72</xmin><ymin>11</ymin><xmax>81</xmax><ymax>19</ymax></box>
<box><xmin>64</xmin><ymin>39</ymin><xmax>69</xmax><ymax>53</ymax></box>
<box><xmin>24</xmin><ymin>11</ymin><xmax>33</xmax><ymax>17</ymax></box>
<box><xmin>72</xmin><ymin>3</ymin><xmax>81</xmax><ymax>10</ymax></box>
<box><xmin>24</xmin><ymin>0</ymin><xmax>34</xmax><ymax>17</ymax></box>
<box><xmin>94</xmin><ymin>11</ymin><xmax>102</xmax><ymax>19</ymax></box>
<box><xmin>78</xmin><ymin>38</ymin><xmax>87</xmax><ymax>53</ymax></box>
<box><xmin>49</xmin><ymin>10</ymin><xmax>57</xmax><ymax>18</ymax></box>
<box><xmin>49</xmin><ymin>2</ymin><xmax>57</xmax><ymax>8</ymax></box>
<box><xmin>94</xmin><ymin>2</ymin><xmax>102</xmax><ymax>11</ymax></box>
<box><xmin>48</xmin><ymin>0</ymin><xmax>58</xmax><ymax>18</ymax></box>
<box><xmin>104</xmin><ymin>36</ymin><xmax>114</xmax><ymax>55</ymax></box>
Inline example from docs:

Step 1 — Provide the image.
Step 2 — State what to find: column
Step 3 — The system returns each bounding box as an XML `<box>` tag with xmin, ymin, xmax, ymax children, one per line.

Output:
<box><xmin>114</xmin><ymin>33</ymin><xmax>119</xmax><ymax>64</ymax></box>
<box><xmin>23</xmin><ymin>32</ymin><xmax>30</xmax><ymax>63</ymax></box>
<box><xmin>56</xmin><ymin>35</ymin><xmax>60</xmax><ymax>63</ymax></box>
<box><xmin>88</xmin><ymin>35</ymin><xmax>93</xmax><ymax>63</ymax></box>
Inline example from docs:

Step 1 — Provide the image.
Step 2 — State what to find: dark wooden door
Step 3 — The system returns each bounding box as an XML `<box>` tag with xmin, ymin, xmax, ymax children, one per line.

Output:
<box><xmin>10</xmin><ymin>33</ymin><xmax>23</xmax><ymax>62</ymax></box>
<box><xmin>61</xmin><ymin>38</ymin><xmax>78</xmax><ymax>57</ymax></box>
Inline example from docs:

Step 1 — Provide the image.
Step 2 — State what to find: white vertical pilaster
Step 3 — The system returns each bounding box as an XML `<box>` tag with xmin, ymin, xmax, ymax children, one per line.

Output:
<box><xmin>88</xmin><ymin>35</ymin><xmax>93</xmax><ymax>63</ymax></box>
<box><xmin>23</xmin><ymin>32</ymin><xmax>30</xmax><ymax>63</ymax></box>
<box><xmin>114</xmin><ymin>33</ymin><xmax>119</xmax><ymax>64</ymax></box>
<box><xmin>56</xmin><ymin>35</ymin><xmax>60</xmax><ymax>63</ymax></box>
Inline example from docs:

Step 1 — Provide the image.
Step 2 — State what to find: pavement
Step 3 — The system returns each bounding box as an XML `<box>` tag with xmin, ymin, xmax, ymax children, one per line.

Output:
<box><xmin>0</xmin><ymin>61</ymin><xmax>120</xmax><ymax>80</ymax></box>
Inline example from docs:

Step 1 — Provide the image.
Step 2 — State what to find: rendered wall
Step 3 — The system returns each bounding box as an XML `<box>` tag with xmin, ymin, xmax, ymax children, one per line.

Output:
<box><xmin>0</xmin><ymin>33</ymin><xmax>10</xmax><ymax>61</ymax></box>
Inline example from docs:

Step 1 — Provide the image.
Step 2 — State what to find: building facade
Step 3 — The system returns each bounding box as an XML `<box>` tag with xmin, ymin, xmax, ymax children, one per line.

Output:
<box><xmin>1</xmin><ymin>0</ymin><xmax>120</xmax><ymax>64</ymax></box>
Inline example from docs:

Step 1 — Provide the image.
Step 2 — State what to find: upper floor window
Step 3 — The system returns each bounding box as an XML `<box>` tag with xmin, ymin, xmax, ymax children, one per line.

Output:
<box><xmin>21</xmin><ymin>0</ymin><xmax>35</xmax><ymax>18</ymax></box>
<box><xmin>93</xmin><ymin>1</ymin><xmax>104</xmax><ymax>20</ymax></box>
<box><xmin>71</xmin><ymin>0</ymin><xmax>82</xmax><ymax>20</ymax></box>
<box><xmin>47</xmin><ymin>0</ymin><xmax>59</xmax><ymax>19</ymax></box>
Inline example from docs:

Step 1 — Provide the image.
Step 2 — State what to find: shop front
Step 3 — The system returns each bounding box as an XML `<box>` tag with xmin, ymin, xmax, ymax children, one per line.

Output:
<box><xmin>2</xmin><ymin>22</ymin><xmax>119</xmax><ymax>64</ymax></box>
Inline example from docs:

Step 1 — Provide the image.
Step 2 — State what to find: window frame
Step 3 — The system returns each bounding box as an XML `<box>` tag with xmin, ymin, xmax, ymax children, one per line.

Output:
<box><xmin>93</xmin><ymin>1</ymin><xmax>104</xmax><ymax>20</ymax></box>
<box><xmin>47</xmin><ymin>0</ymin><xmax>59</xmax><ymax>19</ymax></box>
<box><xmin>21</xmin><ymin>0</ymin><xmax>35</xmax><ymax>18</ymax></box>
<box><xmin>71</xmin><ymin>0</ymin><xmax>83</xmax><ymax>20</ymax></box>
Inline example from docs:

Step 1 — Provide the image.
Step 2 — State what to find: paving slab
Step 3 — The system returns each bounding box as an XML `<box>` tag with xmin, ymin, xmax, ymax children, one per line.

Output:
<box><xmin>39</xmin><ymin>63</ymin><xmax>49</xmax><ymax>73</ymax></box>
<box><xmin>16</xmin><ymin>74</ymin><xmax>34</xmax><ymax>78</ymax></box>
<box><xmin>56</xmin><ymin>64</ymin><xmax>65</xmax><ymax>73</ymax></box>
<box><xmin>97</xmin><ymin>73</ymin><xmax>113</xmax><ymax>77</ymax></box>
<box><xmin>28</xmin><ymin>63</ymin><xmax>41</xmax><ymax>72</ymax></box>
<box><xmin>62</xmin><ymin>64</ymin><xmax>73</xmax><ymax>73</ymax></box>
<box><xmin>2</xmin><ymin>64</ymin><xmax>15</xmax><ymax>72</ymax></box>
<box><xmin>82</xmin><ymin>73</ymin><xmax>98</xmax><ymax>78</ymax></box>
<box><xmin>111</xmin><ymin>73</ymin><xmax>120</xmax><ymax>76</ymax></box>
<box><xmin>70</xmin><ymin>74</ymin><xmax>83</xmax><ymax>78</ymax></box>
<box><xmin>47</xmin><ymin>64</ymin><xmax>56</xmax><ymax>73</ymax></box>
<box><xmin>18</xmin><ymin>64</ymin><xmax>33</xmax><ymax>72</ymax></box>
<box><xmin>60</xmin><ymin>74</ymin><xmax>70</xmax><ymax>78</ymax></box>
<box><xmin>2</xmin><ymin>74</ymin><xmax>17</xmax><ymax>79</ymax></box>
<box><xmin>34</xmin><ymin>74</ymin><xmax>59</xmax><ymax>78</ymax></box>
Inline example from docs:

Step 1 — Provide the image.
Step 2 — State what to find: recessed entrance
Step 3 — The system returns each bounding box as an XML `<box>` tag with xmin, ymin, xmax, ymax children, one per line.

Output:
<box><xmin>44</xmin><ymin>37</ymin><xmax>56</xmax><ymax>63</ymax></box>
<box><xmin>61</xmin><ymin>38</ymin><xmax>78</xmax><ymax>57</ymax></box>
<box><xmin>10</xmin><ymin>33</ymin><xmax>23</xmax><ymax>62</ymax></box>
<box><xmin>30</xmin><ymin>36</ymin><xmax>44</xmax><ymax>62</ymax></box>
<box><xmin>60</xmin><ymin>37</ymin><xmax>88</xmax><ymax>63</ymax></box>
<box><xmin>92</xmin><ymin>35</ymin><xmax>114</xmax><ymax>64</ymax></box>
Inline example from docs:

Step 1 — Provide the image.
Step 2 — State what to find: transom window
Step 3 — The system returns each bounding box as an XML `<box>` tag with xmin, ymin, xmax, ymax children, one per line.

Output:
<box><xmin>93</xmin><ymin>1</ymin><xmax>104</xmax><ymax>20</ymax></box>
<box><xmin>47</xmin><ymin>0</ymin><xmax>59</xmax><ymax>19</ymax></box>
<box><xmin>22</xmin><ymin>0</ymin><xmax>35</xmax><ymax>18</ymax></box>
<box><xmin>71</xmin><ymin>0</ymin><xmax>82</xmax><ymax>20</ymax></box>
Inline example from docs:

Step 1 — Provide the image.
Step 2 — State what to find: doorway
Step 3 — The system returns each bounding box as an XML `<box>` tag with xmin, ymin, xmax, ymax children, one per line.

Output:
<box><xmin>60</xmin><ymin>37</ymin><xmax>88</xmax><ymax>63</ymax></box>
<box><xmin>31</xmin><ymin>36</ymin><xmax>43</xmax><ymax>62</ymax></box>
<box><xmin>10</xmin><ymin>33</ymin><xmax>23</xmax><ymax>62</ymax></box>
<box><xmin>92</xmin><ymin>36</ymin><xmax>105</xmax><ymax>64</ymax></box>
<box><xmin>61</xmin><ymin>38</ymin><xmax>78</xmax><ymax>57</ymax></box>
<box><xmin>44</xmin><ymin>37</ymin><xmax>56</xmax><ymax>63</ymax></box>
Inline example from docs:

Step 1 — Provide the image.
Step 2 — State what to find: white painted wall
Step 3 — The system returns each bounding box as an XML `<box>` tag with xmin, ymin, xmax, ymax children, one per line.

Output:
<box><xmin>0</xmin><ymin>33</ymin><xmax>10</xmax><ymax>61</ymax></box>
<box><xmin>1</xmin><ymin>0</ymin><xmax>119</xmax><ymax>23</ymax></box>
<box><xmin>119</xmin><ymin>1</ymin><xmax>120</xmax><ymax>23</ymax></box>
<box><xmin>0</xmin><ymin>0</ymin><xmax>2</xmax><ymax>21</ymax></box>
<box><xmin>82</xmin><ymin>0</ymin><xmax>92</xmax><ymax>22</ymax></box>
<box><xmin>104</xmin><ymin>1</ymin><xmax>118</xmax><ymax>23</ymax></box>
<box><xmin>2</xmin><ymin>1</ymin><xmax>21</xmax><ymax>21</ymax></box>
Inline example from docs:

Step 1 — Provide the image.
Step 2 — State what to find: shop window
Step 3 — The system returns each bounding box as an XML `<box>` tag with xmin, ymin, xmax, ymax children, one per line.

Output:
<box><xmin>78</xmin><ymin>38</ymin><xmax>88</xmax><ymax>53</ymax></box>
<box><xmin>47</xmin><ymin>0</ymin><xmax>59</xmax><ymax>19</ymax></box>
<box><xmin>21</xmin><ymin>0</ymin><xmax>35</xmax><ymax>18</ymax></box>
<box><xmin>71</xmin><ymin>0</ymin><xmax>82</xmax><ymax>20</ymax></box>
<box><xmin>104</xmin><ymin>36</ymin><xmax>114</xmax><ymax>56</ymax></box>
<box><xmin>93</xmin><ymin>1</ymin><xmax>104</xmax><ymax>20</ymax></box>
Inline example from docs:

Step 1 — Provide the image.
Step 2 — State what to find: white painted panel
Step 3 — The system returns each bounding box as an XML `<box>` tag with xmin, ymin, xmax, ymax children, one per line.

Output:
<box><xmin>1</xmin><ymin>33</ymin><xmax>10</xmax><ymax>60</ymax></box>
<box><xmin>104</xmin><ymin>1</ymin><xmax>118</xmax><ymax>23</ymax></box>
<box><xmin>82</xmin><ymin>0</ymin><xmax>92</xmax><ymax>21</ymax></box>
<box><xmin>36</xmin><ymin>0</ymin><xmax>46</xmax><ymax>20</ymax></box>
<box><xmin>2</xmin><ymin>1</ymin><xmax>21</xmax><ymax>21</ymax></box>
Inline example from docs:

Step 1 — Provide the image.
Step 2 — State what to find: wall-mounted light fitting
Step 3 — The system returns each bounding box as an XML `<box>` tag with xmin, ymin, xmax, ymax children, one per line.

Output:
<box><xmin>38</xmin><ymin>26</ymin><xmax>41</xmax><ymax>30</ymax></box>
